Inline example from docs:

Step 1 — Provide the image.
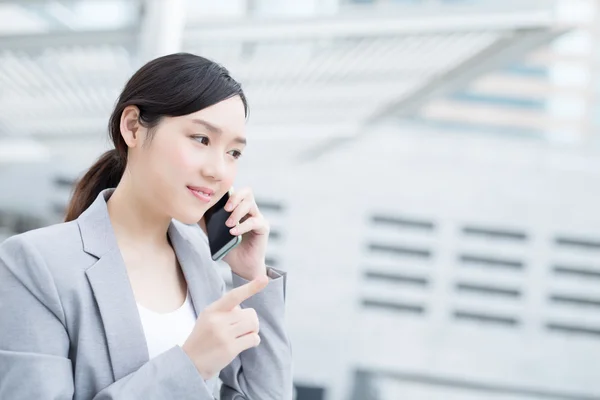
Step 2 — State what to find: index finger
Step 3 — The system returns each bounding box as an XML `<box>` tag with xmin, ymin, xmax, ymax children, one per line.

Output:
<box><xmin>208</xmin><ymin>275</ymin><xmax>269</xmax><ymax>312</ymax></box>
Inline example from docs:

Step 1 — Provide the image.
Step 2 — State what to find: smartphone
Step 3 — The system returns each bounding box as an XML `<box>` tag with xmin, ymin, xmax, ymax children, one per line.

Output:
<box><xmin>204</xmin><ymin>189</ymin><xmax>242</xmax><ymax>261</ymax></box>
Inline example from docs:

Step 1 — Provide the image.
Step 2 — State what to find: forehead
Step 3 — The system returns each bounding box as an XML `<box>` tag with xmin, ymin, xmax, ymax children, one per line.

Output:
<box><xmin>183</xmin><ymin>96</ymin><xmax>246</xmax><ymax>136</ymax></box>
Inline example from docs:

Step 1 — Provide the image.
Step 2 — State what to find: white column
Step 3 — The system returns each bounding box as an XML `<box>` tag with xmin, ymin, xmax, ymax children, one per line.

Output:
<box><xmin>547</xmin><ymin>0</ymin><xmax>597</xmax><ymax>143</ymax></box>
<box><xmin>138</xmin><ymin>0</ymin><xmax>186</xmax><ymax>63</ymax></box>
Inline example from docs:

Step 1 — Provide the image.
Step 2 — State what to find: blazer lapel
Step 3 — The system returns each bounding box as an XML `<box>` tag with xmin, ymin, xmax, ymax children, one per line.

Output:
<box><xmin>78</xmin><ymin>189</ymin><xmax>149</xmax><ymax>381</ymax></box>
<box><xmin>168</xmin><ymin>222</ymin><xmax>222</xmax><ymax>317</ymax></box>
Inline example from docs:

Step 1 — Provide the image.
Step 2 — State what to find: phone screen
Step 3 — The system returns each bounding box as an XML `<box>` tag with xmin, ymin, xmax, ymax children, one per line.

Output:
<box><xmin>204</xmin><ymin>191</ymin><xmax>239</xmax><ymax>260</ymax></box>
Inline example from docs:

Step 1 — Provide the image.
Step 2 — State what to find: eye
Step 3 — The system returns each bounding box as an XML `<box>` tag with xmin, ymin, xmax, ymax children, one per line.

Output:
<box><xmin>192</xmin><ymin>135</ymin><xmax>209</xmax><ymax>145</ymax></box>
<box><xmin>228</xmin><ymin>149</ymin><xmax>243</xmax><ymax>159</ymax></box>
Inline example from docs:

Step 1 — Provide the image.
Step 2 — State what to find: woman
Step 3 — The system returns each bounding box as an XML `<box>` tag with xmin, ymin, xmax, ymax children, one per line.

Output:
<box><xmin>0</xmin><ymin>53</ymin><xmax>292</xmax><ymax>399</ymax></box>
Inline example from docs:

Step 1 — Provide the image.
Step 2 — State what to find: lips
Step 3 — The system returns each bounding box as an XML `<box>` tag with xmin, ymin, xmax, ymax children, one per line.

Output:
<box><xmin>187</xmin><ymin>186</ymin><xmax>214</xmax><ymax>203</ymax></box>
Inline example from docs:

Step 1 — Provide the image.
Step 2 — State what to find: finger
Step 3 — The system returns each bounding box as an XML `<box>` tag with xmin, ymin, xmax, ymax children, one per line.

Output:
<box><xmin>224</xmin><ymin>188</ymin><xmax>252</xmax><ymax>212</ymax></box>
<box><xmin>218</xmin><ymin>306</ymin><xmax>244</xmax><ymax>324</ymax></box>
<box><xmin>226</xmin><ymin>198</ymin><xmax>253</xmax><ymax>228</ymax></box>
<box><xmin>218</xmin><ymin>304</ymin><xmax>248</xmax><ymax>322</ymax></box>
<box><xmin>207</xmin><ymin>276</ymin><xmax>268</xmax><ymax>312</ymax></box>
<box><xmin>230</xmin><ymin>216</ymin><xmax>268</xmax><ymax>236</ymax></box>
<box><xmin>233</xmin><ymin>332</ymin><xmax>261</xmax><ymax>354</ymax></box>
<box><xmin>229</xmin><ymin>309</ymin><xmax>259</xmax><ymax>338</ymax></box>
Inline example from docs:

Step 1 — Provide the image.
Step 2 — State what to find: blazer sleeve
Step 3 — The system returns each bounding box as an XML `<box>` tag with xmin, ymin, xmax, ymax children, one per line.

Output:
<box><xmin>0</xmin><ymin>236</ymin><xmax>214</xmax><ymax>400</ymax></box>
<box><xmin>218</xmin><ymin>267</ymin><xmax>294</xmax><ymax>400</ymax></box>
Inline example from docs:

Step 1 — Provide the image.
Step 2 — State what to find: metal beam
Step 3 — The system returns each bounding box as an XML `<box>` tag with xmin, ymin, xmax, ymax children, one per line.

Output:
<box><xmin>21</xmin><ymin>2</ymin><xmax>76</xmax><ymax>31</ymax></box>
<box><xmin>0</xmin><ymin>4</ymin><xmax>555</xmax><ymax>52</ymax></box>
<box><xmin>374</xmin><ymin>29</ymin><xmax>566</xmax><ymax>122</ymax></box>
<box><xmin>0</xmin><ymin>28</ymin><xmax>136</xmax><ymax>51</ymax></box>
<box><xmin>184</xmin><ymin>9</ymin><xmax>556</xmax><ymax>41</ymax></box>
<box><xmin>0</xmin><ymin>0</ymin><xmax>77</xmax><ymax>3</ymax></box>
<box><xmin>297</xmin><ymin>27</ymin><xmax>568</xmax><ymax>162</ymax></box>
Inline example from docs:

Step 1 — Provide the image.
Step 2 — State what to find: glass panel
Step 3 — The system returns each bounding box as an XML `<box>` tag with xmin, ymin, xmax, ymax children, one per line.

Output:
<box><xmin>0</xmin><ymin>0</ymin><xmax>138</xmax><ymax>35</ymax></box>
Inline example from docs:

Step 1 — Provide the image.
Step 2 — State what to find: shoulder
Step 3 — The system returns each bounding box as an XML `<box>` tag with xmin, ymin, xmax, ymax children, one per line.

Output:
<box><xmin>0</xmin><ymin>222</ymin><xmax>81</xmax><ymax>323</ymax></box>
<box><xmin>0</xmin><ymin>220</ymin><xmax>82</xmax><ymax>267</ymax></box>
<box><xmin>0</xmin><ymin>220</ymin><xmax>87</xmax><ymax>293</ymax></box>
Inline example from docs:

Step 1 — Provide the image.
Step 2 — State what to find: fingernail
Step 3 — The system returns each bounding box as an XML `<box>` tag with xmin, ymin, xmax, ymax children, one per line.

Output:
<box><xmin>225</xmin><ymin>203</ymin><xmax>232</xmax><ymax>211</ymax></box>
<box><xmin>230</xmin><ymin>227</ymin><xmax>238</xmax><ymax>235</ymax></box>
<box><xmin>226</xmin><ymin>219</ymin><xmax>233</xmax><ymax>226</ymax></box>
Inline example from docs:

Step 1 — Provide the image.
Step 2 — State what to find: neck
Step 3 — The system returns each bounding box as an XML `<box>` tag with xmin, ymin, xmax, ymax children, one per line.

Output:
<box><xmin>107</xmin><ymin>176</ymin><xmax>172</xmax><ymax>249</ymax></box>
<box><xmin>198</xmin><ymin>217</ymin><xmax>207</xmax><ymax>236</ymax></box>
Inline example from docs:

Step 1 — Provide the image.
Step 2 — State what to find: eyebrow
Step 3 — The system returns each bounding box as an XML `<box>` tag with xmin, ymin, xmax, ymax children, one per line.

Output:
<box><xmin>191</xmin><ymin>118</ymin><xmax>247</xmax><ymax>145</ymax></box>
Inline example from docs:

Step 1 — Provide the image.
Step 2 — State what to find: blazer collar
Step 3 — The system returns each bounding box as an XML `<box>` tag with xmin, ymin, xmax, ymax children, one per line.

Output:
<box><xmin>77</xmin><ymin>188</ymin><xmax>119</xmax><ymax>259</ymax></box>
<box><xmin>78</xmin><ymin>189</ymin><xmax>220</xmax><ymax>380</ymax></box>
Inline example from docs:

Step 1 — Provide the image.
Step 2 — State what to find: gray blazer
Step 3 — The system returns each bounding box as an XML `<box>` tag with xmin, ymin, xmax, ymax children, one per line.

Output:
<box><xmin>0</xmin><ymin>189</ymin><xmax>292</xmax><ymax>399</ymax></box>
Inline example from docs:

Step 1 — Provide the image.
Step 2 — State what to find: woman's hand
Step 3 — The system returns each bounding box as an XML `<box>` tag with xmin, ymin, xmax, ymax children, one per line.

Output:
<box><xmin>221</xmin><ymin>187</ymin><xmax>270</xmax><ymax>281</ymax></box>
<box><xmin>182</xmin><ymin>277</ymin><xmax>268</xmax><ymax>380</ymax></box>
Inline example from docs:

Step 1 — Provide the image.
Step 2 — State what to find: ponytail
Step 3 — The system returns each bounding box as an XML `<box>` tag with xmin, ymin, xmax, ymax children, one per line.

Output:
<box><xmin>64</xmin><ymin>149</ymin><xmax>125</xmax><ymax>222</ymax></box>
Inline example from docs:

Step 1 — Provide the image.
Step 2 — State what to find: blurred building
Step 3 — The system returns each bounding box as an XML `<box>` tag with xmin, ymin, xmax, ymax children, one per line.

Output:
<box><xmin>1</xmin><ymin>1</ymin><xmax>600</xmax><ymax>399</ymax></box>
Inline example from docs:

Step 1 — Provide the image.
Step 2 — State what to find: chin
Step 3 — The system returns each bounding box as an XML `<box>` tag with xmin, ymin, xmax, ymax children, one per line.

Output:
<box><xmin>168</xmin><ymin>201</ymin><xmax>206</xmax><ymax>225</ymax></box>
<box><xmin>172</xmin><ymin>211</ymin><xmax>204</xmax><ymax>225</ymax></box>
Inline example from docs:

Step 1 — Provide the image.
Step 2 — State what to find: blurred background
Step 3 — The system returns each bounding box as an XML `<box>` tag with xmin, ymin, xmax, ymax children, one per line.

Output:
<box><xmin>1</xmin><ymin>0</ymin><xmax>600</xmax><ymax>399</ymax></box>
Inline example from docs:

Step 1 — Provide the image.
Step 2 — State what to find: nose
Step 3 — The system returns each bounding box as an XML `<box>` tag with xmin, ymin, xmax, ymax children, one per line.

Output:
<box><xmin>200</xmin><ymin>150</ymin><xmax>226</xmax><ymax>181</ymax></box>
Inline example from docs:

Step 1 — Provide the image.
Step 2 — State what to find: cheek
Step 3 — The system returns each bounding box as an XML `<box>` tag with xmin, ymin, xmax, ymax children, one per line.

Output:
<box><xmin>172</xmin><ymin>149</ymin><xmax>196</xmax><ymax>174</ymax></box>
<box><xmin>222</xmin><ymin>163</ymin><xmax>238</xmax><ymax>188</ymax></box>
<box><xmin>161</xmin><ymin>140</ymin><xmax>197</xmax><ymax>178</ymax></box>
<box><xmin>138</xmin><ymin>143</ymin><xmax>187</xmax><ymax>198</ymax></box>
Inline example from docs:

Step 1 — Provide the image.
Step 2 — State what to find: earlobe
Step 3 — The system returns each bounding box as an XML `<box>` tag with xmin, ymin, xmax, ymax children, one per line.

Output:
<box><xmin>120</xmin><ymin>105</ymin><xmax>141</xmax><ymax>147</ymax></box>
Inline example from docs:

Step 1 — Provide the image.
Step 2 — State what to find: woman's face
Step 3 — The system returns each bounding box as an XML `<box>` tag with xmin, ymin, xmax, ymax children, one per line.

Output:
<box><xmin>128</xmin><ymin>95</ymin><xmax>247</xmax><ymax>225</ymax></box>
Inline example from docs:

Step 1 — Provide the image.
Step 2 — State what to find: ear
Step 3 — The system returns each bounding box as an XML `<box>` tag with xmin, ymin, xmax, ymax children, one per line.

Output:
<box><xmin>120</xmin><ymin>105</ymin><xmax>144</xmax><ymax>148</ymax></box>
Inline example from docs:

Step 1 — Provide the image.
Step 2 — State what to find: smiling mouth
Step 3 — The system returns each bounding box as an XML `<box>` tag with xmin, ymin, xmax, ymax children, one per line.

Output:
<box><xmin>187</xmin><ymin>186</ymin><xmax>213</xmax><ymax>203</ymax></box>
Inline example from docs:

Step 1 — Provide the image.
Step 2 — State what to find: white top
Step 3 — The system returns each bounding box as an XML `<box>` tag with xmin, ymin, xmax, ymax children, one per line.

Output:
<box><xmin>136</xmin><ymin>291</ymin><xmax>197</xmax><ymax>359</ymax></box>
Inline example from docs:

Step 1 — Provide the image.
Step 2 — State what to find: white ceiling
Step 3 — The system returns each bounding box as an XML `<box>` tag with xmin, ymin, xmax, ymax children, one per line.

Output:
<box><xmin>0</xmin><ymin>0</ymin><xmax>136</xmax><ymax>34</ymax></box>
<box><xmin>0</xmin><ymin>0</ymin><xmax>563</xmax><ymax>166</ymax></box>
